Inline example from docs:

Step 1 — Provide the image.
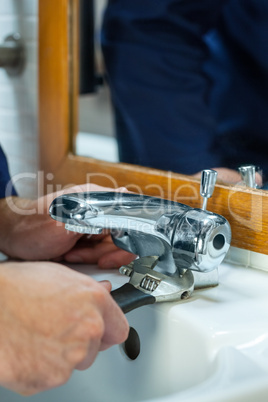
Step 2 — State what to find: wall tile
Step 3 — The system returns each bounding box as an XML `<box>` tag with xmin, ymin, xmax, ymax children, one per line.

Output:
<box><xmin>0</xmin><ymin>86</ymin><xmax>37</xmax><ymax>112</ymax></box>
<box><xmin>225</xmin><ymin>247</ymin><xmax>250</xmax><ymax>267</ymax></box>
<box><xmin>0</xmin><ymin>0</ymin><xmax>38</xmax><ymax>198</ymax></box>
<box><xmin>249</xmin><ymin>251</ymin><xmax>268</xmax><ymax>273</ymax></box>
<box><xmin>0</xmin><ymin>0</ymin><xmax>38</xmax><ymax>16</ymax></box>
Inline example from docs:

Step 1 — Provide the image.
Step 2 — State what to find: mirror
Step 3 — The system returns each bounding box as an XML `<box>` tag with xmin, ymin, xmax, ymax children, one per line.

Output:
<box><xmin>75</xmin><ymin>0</ymin><xmax>268</xmax><ymax>187</ymax></box>
<box><xmin>39</xmin><ymin>0</ymin><xmax>268</xmax><ymax>255</ymax></box>
<box><xmin>76</xmin><ymin>0</ymin><xmax>118</xmax><ymax>163</ymax></box>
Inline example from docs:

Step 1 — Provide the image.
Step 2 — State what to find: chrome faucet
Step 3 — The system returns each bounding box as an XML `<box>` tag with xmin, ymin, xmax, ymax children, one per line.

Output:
<box><xmin>49</xmin><ymin>170</ymin><xmax>231</xmax><ymax>312</ymax></box>
<box><xmin>49</xmin><ymin>191</ymin><xmax>231</xmax><ymax>274</ymax></box>
<box><xmin>200</xmin><ymin>169</ymin><xmax>218</xmax><ymax>210</ymax></box>
<box><xmin>238</xmin><ymin>165</ymin><xmax>258</xmax><ymax>188</ymax></box>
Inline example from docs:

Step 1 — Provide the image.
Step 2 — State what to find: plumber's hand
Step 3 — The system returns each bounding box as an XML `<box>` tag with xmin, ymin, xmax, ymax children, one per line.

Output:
<box><xmin>0</xmin><ymin>184</ymin><xmax>134</xmax><ymax>268</ymax></box>
<box><xmin>0</xmin><ymin>261</ymin><xmax>129</xmax><ymax>396</ymax></box>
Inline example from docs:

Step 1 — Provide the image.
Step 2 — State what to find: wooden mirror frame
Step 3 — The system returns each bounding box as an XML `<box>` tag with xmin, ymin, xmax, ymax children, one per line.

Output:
<box><xmin>39</xmin><ymin>0</ymin><xmax>268</xmax><ymax>254</ymax></box>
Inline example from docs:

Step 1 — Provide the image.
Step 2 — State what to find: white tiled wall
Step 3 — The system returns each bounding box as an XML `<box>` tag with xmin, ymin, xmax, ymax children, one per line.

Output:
<box><xmin>0</xmin><ymin>0</ymin><xmax>38</xmax><ymax>198</ymax></box>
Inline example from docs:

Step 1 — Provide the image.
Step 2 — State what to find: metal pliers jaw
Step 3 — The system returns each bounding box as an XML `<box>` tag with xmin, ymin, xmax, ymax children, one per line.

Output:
<box><xmin>111</xmin><ymin>256</ymin><xmax>194</xmax><ymax>313</ymax></box>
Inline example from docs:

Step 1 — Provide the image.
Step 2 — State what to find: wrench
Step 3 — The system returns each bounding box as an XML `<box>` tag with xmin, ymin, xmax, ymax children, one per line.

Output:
<box><xmin>111</xmin><ymin>256</ymin><xmax>194</xmax><ymax>313</ymax></box>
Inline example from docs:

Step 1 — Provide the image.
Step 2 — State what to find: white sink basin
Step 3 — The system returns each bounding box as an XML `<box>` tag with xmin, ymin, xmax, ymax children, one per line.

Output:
<box><xmin>1</xmin><ymin>262</ymin><xmax>268</xmax><ymax>401</ymax></box>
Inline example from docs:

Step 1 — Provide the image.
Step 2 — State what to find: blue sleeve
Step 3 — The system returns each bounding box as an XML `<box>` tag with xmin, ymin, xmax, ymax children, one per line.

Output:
<box><xmin>102</xmin><ymin>0</ymin><xmax>227</xmax><ymax>174</ymax></box>
<box><xmin>204</xmin><ymin>0</ymin><xmax>268</xmax><ymax>179</ymax></box>
<box><xmin>0</xmin><ymin>146</ymin><xmax>17</xmax><ymax>198</ymax></box>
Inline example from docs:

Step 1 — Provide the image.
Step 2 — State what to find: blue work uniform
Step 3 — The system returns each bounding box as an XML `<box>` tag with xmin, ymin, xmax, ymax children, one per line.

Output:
<box><xmin>102</xmin><ymin>0</ymin><xmax>268</xmax><ymax>179</ymax></box>
<box><xmin>0</xmin><ymin>146</ymin><xmax>17</xmax><ymax>198</ymax></box>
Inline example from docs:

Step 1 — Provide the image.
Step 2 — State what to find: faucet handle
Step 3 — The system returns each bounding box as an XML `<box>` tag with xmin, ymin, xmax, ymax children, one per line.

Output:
<box><xmin>200</xmin><ymin>169</ymin><xmax>218</xmax><ymax>210</ymax></box>
<box><xmin>238</xmin><ymin>165</ymin><xmax>257</xmax><ymax>188</ymax></box>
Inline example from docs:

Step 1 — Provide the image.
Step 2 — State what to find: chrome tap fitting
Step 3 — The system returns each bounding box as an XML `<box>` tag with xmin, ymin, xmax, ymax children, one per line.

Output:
<box><xmin>49</xmin><ymin>192</ymin><xmax>231</xmax><ymax>278</ymax></box>
<box><xmin>0</xmin><ymin>33</ymin><xmax>25</xmax><ymax>75</ymax></box>
<box><xmin>200</xmin><ymin>169</ymin><xmax>218</xmax><ymax>210</ymax></box>
<box><xmin>238</xmin><ymin>165</ymin><xmax>257</xmax><ymax>188</ymax></box>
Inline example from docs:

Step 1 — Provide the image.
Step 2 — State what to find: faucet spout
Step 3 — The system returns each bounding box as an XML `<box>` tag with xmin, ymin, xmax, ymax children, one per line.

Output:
<box><xmin>49</xmin><ymin>192</ymin><xmax>231</xmax><ymax>277</ymax></box>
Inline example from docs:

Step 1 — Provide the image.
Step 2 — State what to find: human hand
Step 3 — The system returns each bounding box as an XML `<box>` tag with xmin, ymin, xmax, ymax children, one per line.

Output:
<box><xmin>0</xmin><ymin>184</ymin><xmax>135</xmax><ymax>268</ymax></box>
<box><xmin>0</xmin><ymin>261</ymin><xmax>129</xmax><ymax>395</ymax></box>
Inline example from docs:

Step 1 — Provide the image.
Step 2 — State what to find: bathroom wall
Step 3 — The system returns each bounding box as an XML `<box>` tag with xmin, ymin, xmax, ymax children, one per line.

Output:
<box><xmin>0</xmin><ymin>0</ymin><xmax>38</xmax><ymax>198</ymax></box>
